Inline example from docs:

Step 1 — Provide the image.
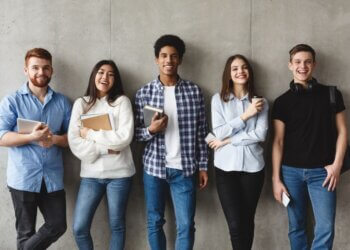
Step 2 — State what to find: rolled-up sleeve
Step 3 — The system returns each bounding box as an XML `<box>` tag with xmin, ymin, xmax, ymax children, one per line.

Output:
<box><xmin>0</xmin><ymin>95</ymin><xmax>17</xmax><ymax>139</ymax></box>
<box><xmin>230</xmin><ymin>100</ymin><xmax>269</xmax><ymax>146</ymax></box>
<box><xmin>61</xmin><ymin>96</ymin><xmax>72</xmax><ymax>134</ymax></box>
<box><xmin>211</xmin><ymin>94</ymin><xmax>245</xmax><ymax>140</ymax></box>
<box><xmin>196</xmin><ymin>87</ymin><xmax>208</xmax><ymax>171</ymax></box>
<box><xmin>134</xmin><ymin>89</ymin><xmax>154</xmax><ymax>142</ymax></box>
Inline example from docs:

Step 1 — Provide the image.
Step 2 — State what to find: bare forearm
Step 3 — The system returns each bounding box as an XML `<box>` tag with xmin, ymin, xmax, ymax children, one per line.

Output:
<box><xmin>272</xmin><ymin>140</ymin><xmax>283</xmax><ymax>181</ymax></box>
<box><xmin>0</xmin><ymin>132</ymin><xmax>35</xmax><ymax>147</ymax></box>
<box><xmin>334</xmin><ymin>132</ymin><xmax>347</xmax><ymax>166</ymax></box>
<box><xmin>222</xmin><ymin>137</ymin><xmax>231</xmax><ymax>145</ymax></box>
<box><xmin>333</xmin><ymin>111</ymin><xmax>348</xmax><ymax>168</ymax></box>
<box><xmin>53</xmin><ymin>134</ymin><xmax>69</xmax><ymax>147</ymax></box>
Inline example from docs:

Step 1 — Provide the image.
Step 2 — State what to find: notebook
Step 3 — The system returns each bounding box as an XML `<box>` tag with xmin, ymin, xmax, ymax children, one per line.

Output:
<box><xmin>80</xmin><ymin>113</ymin><xmax>112</xmax><ymax>130</ymax></box>
<box><xmin>17</xmin><ymin>118</ymin><xmax>44</xmax><ymax>134</ymax></box>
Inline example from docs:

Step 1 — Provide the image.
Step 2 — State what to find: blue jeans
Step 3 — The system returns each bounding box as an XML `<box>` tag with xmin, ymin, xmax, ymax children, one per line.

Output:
<box><xmin>143</xmin><ymin>168</ymin><xmax>196</xmax><ymax>250</ymax></box>
<box><xmin>73</xmin><ymin>177</ymin><xmax>132</xmax><ymax>250</ymax></box>
<box><xmin>282</xmin><ymin>165</ymin><xmax>336</xmax><ymax>250</ymax></box>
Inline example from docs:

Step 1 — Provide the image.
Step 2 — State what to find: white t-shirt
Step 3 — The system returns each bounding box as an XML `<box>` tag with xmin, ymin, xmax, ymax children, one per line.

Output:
<box><xmin>163</xmin><ymin>86</ymin><xmax>182</xmax><ymax>169</ymax></box>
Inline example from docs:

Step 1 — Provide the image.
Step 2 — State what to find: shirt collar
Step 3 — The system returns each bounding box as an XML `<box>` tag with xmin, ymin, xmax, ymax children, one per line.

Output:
<box><xmin>18</xmin><ymin>82</ymin><xmax>54</xmax><ymax>99</ymax></box>
<box><xmin>18</xmin><ymin>82</ymin><xmax>31</xmax><ymax>95</ymax></box>
<box><xmin>230</xmin><ymin>93</ymin><xmax>249</xmax><ymax>101</ymax></box>
<box><xmin>155</xmin><ymin>75</ymin><xmax>183</xmax><ymax>89</ymax></box>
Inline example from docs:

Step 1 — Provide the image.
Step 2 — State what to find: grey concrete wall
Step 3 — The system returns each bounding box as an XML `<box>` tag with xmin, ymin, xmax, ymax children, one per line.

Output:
<box><xmin>1</xmin><ymin>0</ymin><xmax>350</xmax><ymax>249</ymax></box>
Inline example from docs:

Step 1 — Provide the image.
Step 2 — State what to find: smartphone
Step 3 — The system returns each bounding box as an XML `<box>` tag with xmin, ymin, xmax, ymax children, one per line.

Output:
<box><xmin>282</xmin><ymin>192</ymin><xmax>290</xmax><ymax>207</ymax></box>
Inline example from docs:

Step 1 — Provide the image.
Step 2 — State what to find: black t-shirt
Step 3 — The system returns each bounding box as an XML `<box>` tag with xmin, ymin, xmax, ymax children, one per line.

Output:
<box><xmin>272</xmin><ymin>83</ymin><xmax>345</xmax><ymax>168</ymax></box>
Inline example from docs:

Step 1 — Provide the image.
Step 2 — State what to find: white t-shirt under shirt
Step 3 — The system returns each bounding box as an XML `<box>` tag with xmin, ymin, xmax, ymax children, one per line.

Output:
<box><xmin>163</xmin><ymin>86</ymin><xmax>182</xmax><ymax>170</ymax></box>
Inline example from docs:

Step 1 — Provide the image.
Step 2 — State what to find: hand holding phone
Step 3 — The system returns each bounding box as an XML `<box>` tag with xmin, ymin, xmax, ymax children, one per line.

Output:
<box><xmin>282</xmin><ymin>192</ymin><xmax>290</xmax><ymax>207</ymax></box>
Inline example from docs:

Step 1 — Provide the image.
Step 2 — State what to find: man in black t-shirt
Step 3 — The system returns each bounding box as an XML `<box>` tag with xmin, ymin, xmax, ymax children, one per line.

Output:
<box><xmin>271</xmin><ymin>44</ymin><xmax>347</xmax><ymax>250</ymax></box>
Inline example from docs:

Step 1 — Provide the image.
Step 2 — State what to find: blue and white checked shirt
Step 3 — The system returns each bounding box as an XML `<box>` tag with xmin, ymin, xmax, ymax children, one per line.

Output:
<box><xmin>0</xmin><ymin>83</ymin><xmax>71</xmax><ymax>193</ymax></box>
<box><xmin>135</xmin><ymin>77</ymin><xmax>208</xmax><ymax>179</ymax></box>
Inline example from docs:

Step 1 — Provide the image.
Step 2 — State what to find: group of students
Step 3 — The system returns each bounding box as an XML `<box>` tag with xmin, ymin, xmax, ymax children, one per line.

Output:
<box><xmin>0</xmin><ymin>34</ymin><xmax>347</xmax><ymax>250</ymax></box>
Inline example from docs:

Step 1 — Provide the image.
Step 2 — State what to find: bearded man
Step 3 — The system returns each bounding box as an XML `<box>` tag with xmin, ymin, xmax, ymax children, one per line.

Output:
<box><xmin>0</xmin><ymin>48</ymin><xmax>71</xmax><ymax>250</ymax></box>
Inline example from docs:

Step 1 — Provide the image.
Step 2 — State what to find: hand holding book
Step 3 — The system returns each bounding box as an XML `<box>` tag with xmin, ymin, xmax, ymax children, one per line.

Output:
<box><xmin>79</xmin><ymin>127</ymin><xmax>90</xmax><ymax>139</ymax></box>
<box><xmin>143</xmin><ymin>105</ymin><xmax>168</xmax><ymax>134</ymax></box>
<box><xmin>79</xmin><ymin>113</ymin><xmax>119</xmax><ymax>154</ymax></box>
<box><xmin>148</xmin><ymin>112</ymin><xmax>168</xmax><ymax>134</ymax></box>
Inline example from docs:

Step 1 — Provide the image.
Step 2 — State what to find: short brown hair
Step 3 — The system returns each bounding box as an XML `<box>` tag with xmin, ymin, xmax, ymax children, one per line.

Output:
<box><xmin>220</xmin><ymin>54</ymin><xmax>256</xmax><ymax>102</ymax></box>
<box><xmin>289</xmin><ymin>44</ymin><xmax>316</xmax><ymax>62</ymax></box>
<box><xmin>25</xmin><ymin>48</ymin><xmax>52</xmax><ymax>65</ymax></box>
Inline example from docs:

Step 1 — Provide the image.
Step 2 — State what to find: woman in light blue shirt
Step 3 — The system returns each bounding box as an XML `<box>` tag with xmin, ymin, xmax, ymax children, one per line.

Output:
<box><xmin>208</xmin><ymin>54</ymin><xmax>268</xmax><ymax>250</ymax></box>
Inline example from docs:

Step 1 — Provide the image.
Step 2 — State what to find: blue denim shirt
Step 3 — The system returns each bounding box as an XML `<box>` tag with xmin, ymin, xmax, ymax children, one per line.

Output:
<box><xmin>0</xmin><ymin>83</ymin><xmax>72</xmax><ymax>192</ymax></box>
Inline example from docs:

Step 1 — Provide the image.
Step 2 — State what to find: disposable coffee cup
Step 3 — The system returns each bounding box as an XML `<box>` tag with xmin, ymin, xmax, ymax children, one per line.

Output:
<box><xmin>252</xmin><ymin>95</ymin><xmax>263</xmax><ymax>104</ymax></box>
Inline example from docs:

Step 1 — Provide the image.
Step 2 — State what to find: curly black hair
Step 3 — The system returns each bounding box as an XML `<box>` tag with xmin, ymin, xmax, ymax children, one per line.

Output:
<box><xmin>154</xmin><ymin>34</ymin><xmax>186</xmax><ymax>59</ymax></box>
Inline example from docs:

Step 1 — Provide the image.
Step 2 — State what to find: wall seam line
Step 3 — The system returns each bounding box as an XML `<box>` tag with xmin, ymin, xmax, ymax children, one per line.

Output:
<box><xmin>250</xmin><ymin>0</ymin><xmax>253</xmax><ymax>59</ymax></box>
<box><xmin>109</xmin><ymin>0</ymin><xmax>112</xmax><ymax>58</ymax></box>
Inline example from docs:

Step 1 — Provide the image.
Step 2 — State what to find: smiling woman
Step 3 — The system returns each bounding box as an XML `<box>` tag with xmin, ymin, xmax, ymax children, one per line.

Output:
<box><xmin>209</xmin><ymin>54</ymin><xmax>268</xmax><ymax>250</ymax></box>
<box><xmin>95</xmin><ymin>64</ymin><xmax>115</xmax><ymax>98</ymax></box>
<box><xmin>82</xmin><ymin>60</ymin><xmax>124</xmax><ymax>110</ymax></box>
<box><xmin>68</xmin><ymin>59</ymin><xmax>135</xmax><ymax>250</ymax></box>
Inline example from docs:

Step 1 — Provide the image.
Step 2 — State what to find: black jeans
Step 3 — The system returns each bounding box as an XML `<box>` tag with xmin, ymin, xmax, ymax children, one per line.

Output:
<box><xmin>215</xmin><ymin>168</ymin><xmax>265</xmax><ymax>250</ymax></box>
<box><xmin>9</xmin><ymin>181</ymin><xmax>67</xmax><ymax>250</ymax></box>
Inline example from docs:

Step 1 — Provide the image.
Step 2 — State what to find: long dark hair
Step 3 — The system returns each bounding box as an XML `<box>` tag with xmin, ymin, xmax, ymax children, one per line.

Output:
<box><xmin>84</xmin><ymin>60</ymin><xmax>124</xmax><ymax>110</ymax></box>
<box><xmin>220</xmin><ymin>54</ymin><xmax>256</xmax><ymax>102</ymax></box>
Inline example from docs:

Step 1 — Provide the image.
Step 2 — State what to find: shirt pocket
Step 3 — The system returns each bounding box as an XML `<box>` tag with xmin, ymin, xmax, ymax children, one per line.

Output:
<box><xmin>45</xmin><ymin>111</ymin><xmax>64</xmax><ymax>134</ymax></box>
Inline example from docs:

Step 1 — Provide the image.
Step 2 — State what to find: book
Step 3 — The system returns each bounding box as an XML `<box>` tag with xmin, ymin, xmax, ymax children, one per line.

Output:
<box><xmin>80</xmin><ymin>113</ymin><xmax>112</xmax><ymax>131</ymax></box>
<box><xmin>143</xmin><ymin>105</ymin><xmax>164</xmax><ymax>127</ymax></box>
<box><xmin>17</xmin><ymin>118</ymin><xmax>44</xmax><ymax>134</ymax></box>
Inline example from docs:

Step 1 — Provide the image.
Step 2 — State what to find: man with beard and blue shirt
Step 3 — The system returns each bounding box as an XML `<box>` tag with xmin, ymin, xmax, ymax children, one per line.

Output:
<box><xmin>0</xmin><ymin>48</ymin><xmax>71</xmax><ymax>250</ymax></box>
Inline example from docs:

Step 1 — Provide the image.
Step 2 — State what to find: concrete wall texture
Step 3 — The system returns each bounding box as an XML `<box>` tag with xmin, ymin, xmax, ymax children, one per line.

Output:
<box><xmin>1</xmin><ymin>0</ymin><xmax>350</xmax><ymax>249</ymax></box>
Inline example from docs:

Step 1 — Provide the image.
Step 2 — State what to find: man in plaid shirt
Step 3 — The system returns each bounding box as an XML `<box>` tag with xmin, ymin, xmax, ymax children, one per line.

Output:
<box><xmin>135</xmin><ymin>34</ymin><xmax>208</xmax><ymax>250</ymax></box>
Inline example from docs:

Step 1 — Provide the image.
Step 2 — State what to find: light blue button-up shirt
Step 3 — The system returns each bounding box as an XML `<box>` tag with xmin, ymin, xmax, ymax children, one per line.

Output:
<box><xmin>0</xmin><ymin>83</ymin><xmax>71</xmax><ymax>192</ymax></box>
<box><xmin>211</xmin><ymin>93</ymin><xmax>268</xmax><ymax>172</ymax></box>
